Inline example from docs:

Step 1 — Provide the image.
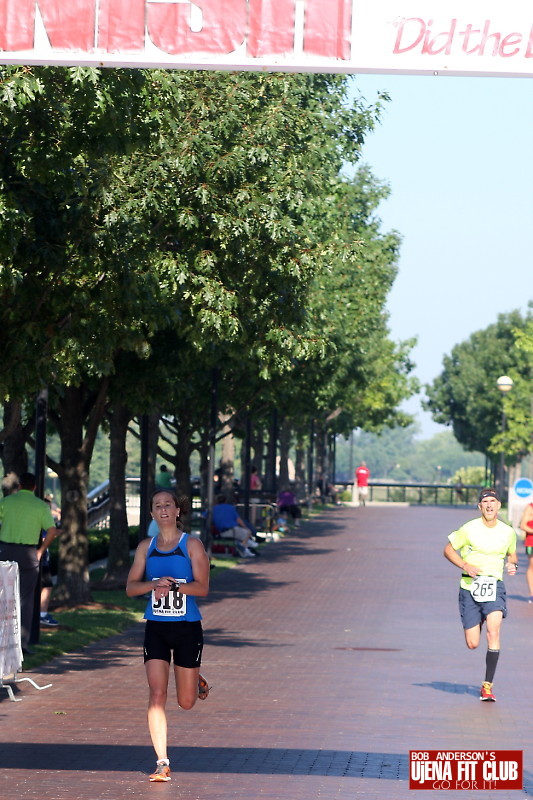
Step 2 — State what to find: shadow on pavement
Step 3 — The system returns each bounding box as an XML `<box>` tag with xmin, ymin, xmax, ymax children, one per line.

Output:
<box><xmin>413</xmin><ymin>681</ymin><xmax>480</xmax><ymax>697</ymax></box>
<box><xmin>0</xmin><ymin>742</ymin><xmax>409</xmax><ymax>779</ymax></box>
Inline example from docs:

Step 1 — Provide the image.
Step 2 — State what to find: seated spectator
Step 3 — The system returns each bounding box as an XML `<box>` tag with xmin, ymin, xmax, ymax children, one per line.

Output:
<box><xmin>277</xmin><ymin>486</ymin><xmax>301</xmax><ymax>527</ymax></box>
<box><xmin>212</xmin><ymin>494</ymin><xmax>258</xmax><ymax>557</ymax></box>
<box><xmin>326</xmin><ymin>483</ymin><xmax>341</xmax><ymax>505</ymax></box>
<box><xmin>273</xmin><ymin>513</ymin><xmax>290</xmax><ymax>534</ymax></box>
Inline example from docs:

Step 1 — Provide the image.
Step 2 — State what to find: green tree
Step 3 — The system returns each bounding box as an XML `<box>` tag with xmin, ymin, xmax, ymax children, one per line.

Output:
<box><xmin>490</xmin><ymin>317</ymin><xmax>533</xmax><ymax>460</ymax></box>
<box><xmin>251</xmin><ymin>163</ymin><xmax>419</xmax><ymax>486</ymax></box>
<box><xmin>424</xmin><ymin>310</ymin><xmax>532</xmax><ymax>459</ymax></box>
<box><xmin>0</xmin><ymin>67</ymin><xmax>400</xmax><ymax>602</ymax></box>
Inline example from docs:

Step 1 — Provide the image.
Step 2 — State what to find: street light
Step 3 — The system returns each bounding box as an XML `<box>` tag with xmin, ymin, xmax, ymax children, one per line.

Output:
<box><xmin>496</xmin><ymin>375</ymin><xmax>513</xmax><ymax>496</ymax></box>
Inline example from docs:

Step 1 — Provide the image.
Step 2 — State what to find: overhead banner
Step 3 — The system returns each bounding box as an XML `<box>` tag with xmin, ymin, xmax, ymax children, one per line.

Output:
<box><xmin>0</xmin><ymin>0</ymin><xmax>532</xmax><ymax>77</ymax></box>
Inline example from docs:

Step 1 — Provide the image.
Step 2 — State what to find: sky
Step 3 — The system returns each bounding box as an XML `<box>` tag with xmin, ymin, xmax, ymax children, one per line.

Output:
<box><xmin>348</xmin><ymin>73</ymin><xmax>533</xmax><ymax>439</ymax></box>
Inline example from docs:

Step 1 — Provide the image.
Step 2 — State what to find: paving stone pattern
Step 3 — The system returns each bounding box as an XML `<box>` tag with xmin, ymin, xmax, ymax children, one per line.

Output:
<box><xmin>1</xmin><ymin>505</ymin><xmax>532</xmax><ymax>799</ymax></box>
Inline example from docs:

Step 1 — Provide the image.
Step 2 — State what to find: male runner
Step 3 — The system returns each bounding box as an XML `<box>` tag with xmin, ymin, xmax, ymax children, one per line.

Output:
<box><xmin>443</xmin><ymin>488</ymin><xmax>517</xmax><ymax>702</ymax></box>
<box><xmin>354</xmin><ymin>462</ymin><xmax>370</xmax><ymax>506</ymax></box>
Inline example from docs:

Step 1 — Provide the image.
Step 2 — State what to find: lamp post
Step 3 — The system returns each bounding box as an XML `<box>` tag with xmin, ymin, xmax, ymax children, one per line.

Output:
<box><xmin>496</xmin><ymin>375</ymin><xmax>513</xmax><ymax>497</ymax></box>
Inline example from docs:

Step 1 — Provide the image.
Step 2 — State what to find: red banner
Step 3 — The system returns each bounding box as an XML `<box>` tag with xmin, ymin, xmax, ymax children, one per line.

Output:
<box><xmin>0</xmin><ymin>0</ymin><xmax>531</xmax><ymax>76</ymax></box>
<box><xmin>409</xmin><ymin>750</ymin><xmax>523</xmax><ymax>791</ymax></box>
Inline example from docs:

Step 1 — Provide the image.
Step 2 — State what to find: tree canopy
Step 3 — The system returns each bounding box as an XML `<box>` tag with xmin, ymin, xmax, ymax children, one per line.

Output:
<box><xmin>424</xmin><ymin>309</ymin><xmax>533</xmax><ymax>461</ymax></box>
<box><xmin>0</xmin><ymin>65</ymin><xmax>418</xmax><ymax>602</ymax></box>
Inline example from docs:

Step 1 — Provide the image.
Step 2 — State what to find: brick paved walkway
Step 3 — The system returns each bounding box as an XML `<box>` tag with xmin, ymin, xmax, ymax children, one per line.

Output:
<box><xmin>1</xmin><ymin>505</ymin><xmax>532</xmax><ymax>799</ymax></box>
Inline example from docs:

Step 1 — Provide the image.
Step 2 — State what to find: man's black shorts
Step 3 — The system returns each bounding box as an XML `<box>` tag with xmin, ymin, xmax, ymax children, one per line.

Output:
<box><xmin>143</xmin><ymin>619</ymin><xmax>203</xmax><ymax>668</ymax></box>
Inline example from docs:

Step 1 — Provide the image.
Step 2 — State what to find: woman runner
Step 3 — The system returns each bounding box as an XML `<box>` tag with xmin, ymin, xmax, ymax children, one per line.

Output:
<box><xmin>126</xmin><ymin>490</ymin><xmax>210</xmax><ymax>782</ymax></box>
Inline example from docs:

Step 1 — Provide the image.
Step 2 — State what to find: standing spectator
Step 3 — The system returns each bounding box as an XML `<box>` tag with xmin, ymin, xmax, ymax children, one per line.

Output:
<box><xmin>519</xmin><ymin>501</ymin><xmax>533</xmax><ymax>603</ymax></box>
<box><xmin>0</xmin><ymin>472</ymin><xmax>58</xmax><ymax>654</ymax></box>
<box><xmin>39</xmin><ymin>495</ymin><xmax>61</xmax><ymax>627</ymax></box>
<box><xmin>249</xmin><ymin>466</ymin><xmax>262</xmax><ymax>526</ymax></box>
<box><xmin>157</xmin><ymin>465</ymin><xmax>173</xmax><ymax>490</ymax></box>
<box><xmin>250</xmin><ymin>465</ymin><xmax>262</xmax><ymax>491</ymax></box>
<box><xmin>354</xmin><ymin>461</ymin><xmax>371</xmax><ymax>506</ymax></box>
<box><xmin>44</xmin><ymin>492</ymin><xmax>61</xmax><ymax>522</ymax></box>
<box><xmin>277</xmin><ymin>486</ymin><xmax>301</xmax><ymax>527</ymax></box>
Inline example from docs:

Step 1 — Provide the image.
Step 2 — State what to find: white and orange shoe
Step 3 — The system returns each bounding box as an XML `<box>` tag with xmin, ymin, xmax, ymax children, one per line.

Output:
<box><xmin>149</xmin><ymin>760</ymin><xmax>171</xmax><ymax>782</ymax></box>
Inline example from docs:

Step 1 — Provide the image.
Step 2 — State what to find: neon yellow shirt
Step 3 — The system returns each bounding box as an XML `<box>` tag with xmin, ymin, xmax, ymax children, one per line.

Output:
<box><xmin>448</xmin><ymin>517</ymin><xmax>516</xmax><ymax>590</ymax></box>
<box><xmin>0</xmin><ymin>490</ymin><xmax>55</xmax><ymax>545</ymax></box>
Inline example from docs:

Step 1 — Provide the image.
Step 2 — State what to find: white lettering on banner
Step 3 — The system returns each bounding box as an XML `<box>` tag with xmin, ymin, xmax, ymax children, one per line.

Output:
<box><xmin>0</xmin><ymin>0</ymin><xmax>531</xmax><ymax>76</ymax></box>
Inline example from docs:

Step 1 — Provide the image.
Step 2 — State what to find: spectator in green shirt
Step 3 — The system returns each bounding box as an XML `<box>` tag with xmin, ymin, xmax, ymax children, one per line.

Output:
<box><xmin>0</xmin><ymin>472</ymin><xmax>58</xmax><ymax>654</ymax></box>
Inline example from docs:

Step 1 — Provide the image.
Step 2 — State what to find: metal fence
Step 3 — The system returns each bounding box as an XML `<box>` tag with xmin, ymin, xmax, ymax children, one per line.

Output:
<box><xmin>337</xmin><ymin>482</ymin><xmax>482</xmax><ymax>506</ymax></box>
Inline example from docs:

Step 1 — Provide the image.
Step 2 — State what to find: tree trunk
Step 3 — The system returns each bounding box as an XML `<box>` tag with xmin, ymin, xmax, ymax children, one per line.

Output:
<box><xmin>250</xmin><ymin>425</ymin><xmax>264</xmax><ymax>482</ymax></box>
<box><xmin>104</xmin><ymin>403</ymin><xmax>132</xmax><ymax>586</ymax></box>
<box><xmin>264</xmin><ymin>410</ymin><xmax>278</xmax><ymax>495</ymax></box>
<box><xmin>198</xmin><ymin>434</ymin><xmax>210</xmax><ymax>508</ymax></box>
<box><xmin>278</xmin><ymin>419</ymin><xmax>291</xmax><ymax>489</ymax></box>
<box><xmin>53</xmin><ymin>381</ymin><xmax>108</xmax><ymax>605</ymax></box>
<box><xmin>138</xmin><ymin>412</ymin><xmax>160</xmax><ymax>539</ymax></box>
<box><xmin>218</xmin><ymin>413</ymin><xmax>235</xmax><ymax>497</ymax></box>
<box><xmin>294</xmin><ymin>433</ymin><xmax>307</xmax><ymax>501</ymax></box>
<box><xmin>1</xmin><ymin>400</ymin><xmax>28</xmax><ymax>480</ymax></box>
<box><xmin>314</xmin><ymin>422</ymin><xmax>327</xmax><ymax>497</ymax></box>
<box><xmin>174</xmin><ymin>421</ymin><xmax>193</xmax><ymax>499</ymax></box>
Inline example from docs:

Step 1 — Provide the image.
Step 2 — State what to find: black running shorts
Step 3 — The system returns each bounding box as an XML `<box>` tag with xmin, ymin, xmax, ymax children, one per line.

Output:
<box><xmin>143</xmin><ymin>619</ymin><xmax>203</xmax><ymax>668</ymax></box>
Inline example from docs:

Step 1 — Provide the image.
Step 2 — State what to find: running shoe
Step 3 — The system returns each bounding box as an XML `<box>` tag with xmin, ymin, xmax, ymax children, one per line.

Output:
<box><xmin>480</xmin><ymin>681</ymin><xmax>496</xmax><ymax>701</ymax></box>
<box><xmin>247</xmin><ymin>539</ymin><xmax>259</xmax><ymax>548</ymax></box>
<box><xmin>149</xmin><ymin>761</ymin><xmax>171</xmax><ymax>782</ymax></box>
<box><xmin>40</xmin><ymin>613</ymin><xmax>59</xmax><ymax>626</ymax></box>
<box><xmin>198</xmin><ymin>674</ymin><xmax>210</xmax><ymax>700</ymax></box>
<box><xmin>236</xmin><ymin>545</ymin><xmax>255</xmax><ymax>557</ymax></box>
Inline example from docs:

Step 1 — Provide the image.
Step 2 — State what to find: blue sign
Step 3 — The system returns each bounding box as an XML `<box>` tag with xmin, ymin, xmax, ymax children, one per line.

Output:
<box><xmin>514</xmin><ymin>478</ymin><xmax>533</xmax><ymax>498</ymax></box>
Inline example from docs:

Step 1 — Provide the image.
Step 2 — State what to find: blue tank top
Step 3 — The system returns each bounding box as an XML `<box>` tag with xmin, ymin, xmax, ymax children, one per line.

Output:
<box><xmin>144</xmin><ymin>532</ymin><xmax>202</xmax><ymax>622</ymax></box>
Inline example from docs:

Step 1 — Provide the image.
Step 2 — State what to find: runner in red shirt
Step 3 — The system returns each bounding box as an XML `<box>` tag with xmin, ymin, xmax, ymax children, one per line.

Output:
<box><xmin>354</xmin><ymin>462</ymin><xmax>370</xmax><ymax>506</ymax></box>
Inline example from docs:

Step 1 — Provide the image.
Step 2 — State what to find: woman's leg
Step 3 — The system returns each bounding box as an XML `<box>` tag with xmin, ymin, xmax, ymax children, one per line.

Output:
<box><xmin>146</xmin><ymin>659</ymin><xmax>171</xmax><ymax>761</ymax></box>
<box><xmin>173</xmin><ymin>665</ymin><xmax>201</xmax><ymax>710</ymax></box>
<box><xmin>527</xmin><ymin>554</ymin><xmax>533</xmax><ymax>597</ymax></box>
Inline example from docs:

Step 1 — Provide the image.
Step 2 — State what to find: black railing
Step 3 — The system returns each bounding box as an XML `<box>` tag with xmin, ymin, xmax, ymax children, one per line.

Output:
<box><xmin>336</xmin><ymin>481</ymin><xmax>482</xmax><ymax>506</ymax></box>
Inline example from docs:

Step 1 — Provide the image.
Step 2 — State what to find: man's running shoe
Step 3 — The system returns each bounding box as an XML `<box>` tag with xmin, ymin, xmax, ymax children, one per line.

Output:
<box><xmin>198</xmin><ymin>674</ymin><xmax>210</xmax><ymax>700</ymax></box>
<box><xmin>247</xmin><ymin>539</ymin><xmax>259</xmax><ymax>548</ymax></box>
<box><xmin>149</xmin><ymin>761</ymin><xmax>171</xmax><ymax>782</ymax></box>
<box><xmin>40</xmin><ymin>613</ymin><xmax>59</xmax><ymax>626</ymax></box>
<box><xmin>480</xmin><ymin>681</ymin><xmax>496</xmax><ymax>701</ymax></box>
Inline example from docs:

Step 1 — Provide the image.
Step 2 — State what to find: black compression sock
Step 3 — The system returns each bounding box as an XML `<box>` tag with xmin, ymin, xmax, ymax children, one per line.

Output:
<box><xmin>485</xmin><ymin>649</ymin><xmax>500</xmax><ymax>684</ymax></box>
